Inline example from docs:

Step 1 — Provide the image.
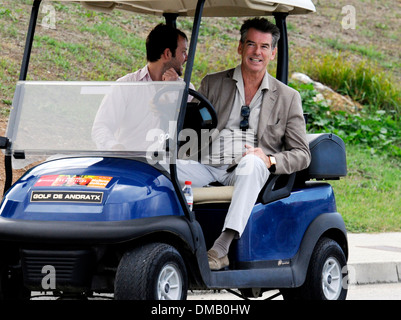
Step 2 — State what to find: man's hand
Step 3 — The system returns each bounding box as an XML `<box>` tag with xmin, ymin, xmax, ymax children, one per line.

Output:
<box><xmin>243</xmin><ymin>144</ymin><xmax>271</xmax><ymax>168</ymax></box>
<box><xmin>162</xmin><ymin>68</ymin><xmax>179</xmax><ymax>81</ymax></box>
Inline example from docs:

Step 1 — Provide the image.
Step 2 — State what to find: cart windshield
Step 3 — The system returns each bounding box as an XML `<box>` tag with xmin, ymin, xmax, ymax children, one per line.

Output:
<box><xmin>6</xmin><ymin>81</ymin><xmax>185</xmax><ymax>168</ymax></box>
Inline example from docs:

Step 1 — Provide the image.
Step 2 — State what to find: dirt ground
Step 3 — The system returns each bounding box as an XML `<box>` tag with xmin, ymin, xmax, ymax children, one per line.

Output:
<box><xmin>0</xmin><ymin>0</ymin><xmax>399</xmax><ymax>199</ymax></box>
<box><xmin>0</xmin><ymin>118</ymin><xmax>9</xmax><ymax>197</ymax></box>
<box><xmin>0</xmin><ymin>118</ymin><xmax>28</xmax><ymax>199</ymax></box>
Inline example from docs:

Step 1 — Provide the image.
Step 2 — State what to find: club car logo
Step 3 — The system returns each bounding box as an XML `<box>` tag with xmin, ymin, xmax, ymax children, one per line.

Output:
<box><xmin>31</xmin><ymin>191</ymin><xmax>103</xmax><ymax>203</ymax></box>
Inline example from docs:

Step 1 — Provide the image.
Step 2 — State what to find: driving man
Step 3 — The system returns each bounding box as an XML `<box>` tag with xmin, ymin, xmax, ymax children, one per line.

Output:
<box><xmin>92</xmin><ymin>23</ymin><xmax>193</xmax><ymax>151</ymax></box>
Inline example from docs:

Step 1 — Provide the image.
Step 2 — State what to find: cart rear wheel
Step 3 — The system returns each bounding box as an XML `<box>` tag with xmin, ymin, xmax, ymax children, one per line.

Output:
<box><xmin>281</xmin><ymin>237</ymin><xmax>347</xmax><ymax>300</ymax></box>
<box><xmin>114</xmin><ymin>243</ymin><xmax>188</xmax><ymax>300</ymax></box>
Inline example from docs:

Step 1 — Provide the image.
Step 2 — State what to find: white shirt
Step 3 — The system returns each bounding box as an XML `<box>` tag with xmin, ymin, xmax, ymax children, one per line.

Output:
<box><xmin>117</xmin><ymin>65</ymin><xmax>195</xmax><ymax>92</ymax></box>
<box><xmin>91</xmin><ymin>66</ymin><xmax>192</xmax><ymax>151</ymax></box>
<box><xmin>204</xmin><ymin>65</ymin><xmax>269</xmax><ymax>165</ymax></box>
<box><xmin>117</xmin><ymin>65</ymin><xmax>154</xmax><ymax>82</ymax></box>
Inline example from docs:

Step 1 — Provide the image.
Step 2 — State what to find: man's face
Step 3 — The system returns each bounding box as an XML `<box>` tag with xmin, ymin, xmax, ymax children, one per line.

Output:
<box><xmin>165</xmin><ymin>35</ymin><xmax>188</xmax><ymax>76</ymax></box>
<box><xmin>238</xmin><ymin>28</ymin><xmax>277</xmax><ymax>75</ymax></box>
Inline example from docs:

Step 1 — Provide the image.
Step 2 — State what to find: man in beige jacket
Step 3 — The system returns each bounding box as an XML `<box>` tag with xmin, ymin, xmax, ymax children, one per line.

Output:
<box><xmin>177</xmin><ymin>18</ymin><xmax>311</xmax><ymax>270</ymax></box>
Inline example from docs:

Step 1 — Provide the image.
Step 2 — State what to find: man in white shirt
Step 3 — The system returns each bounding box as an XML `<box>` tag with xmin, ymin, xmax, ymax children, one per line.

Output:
<box><xmin>92</xmin><ymin>24</ymin><xmax>193</xmax><ymax>151</ymax></box>
<box><xmin>119</xmin><ymin>23</ymin><xmax>190</xmax><ymax>83</ymax></box>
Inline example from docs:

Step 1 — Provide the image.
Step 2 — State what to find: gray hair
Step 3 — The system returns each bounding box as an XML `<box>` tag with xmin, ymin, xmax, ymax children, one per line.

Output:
<box><xmin>240</xmin><ymin>18</ymin><xmax>280</xmax><ymax>49</ymax></box>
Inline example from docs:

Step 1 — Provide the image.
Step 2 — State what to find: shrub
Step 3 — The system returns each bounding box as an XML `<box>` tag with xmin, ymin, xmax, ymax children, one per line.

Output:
<box><xmin>291</xmin><ymin>81</ymin><xmax>401</xmax><ymax>158</ymax></box>
<box><xmin>296</xmin><ymin>51</ymin><xmax>401</xmax><ymax>114</ymax></box>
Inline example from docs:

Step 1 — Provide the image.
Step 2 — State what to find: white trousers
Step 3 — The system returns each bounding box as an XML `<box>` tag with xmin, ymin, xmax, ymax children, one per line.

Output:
<box><xmin>177</xmin><ymin>154</ymin><xmax>270</xmax><ymax>237</ymax></box>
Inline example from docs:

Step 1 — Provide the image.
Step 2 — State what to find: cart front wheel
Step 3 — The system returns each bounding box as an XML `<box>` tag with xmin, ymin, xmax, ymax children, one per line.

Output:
<box><xmin>114</xmin><ymin>243</ymin><xmax>188</xmax><ymax>300</ymax></box>
<box><xmin>0</xmin><ymin>262</ymin><xmax>30</xmax><ymax>300</ymax></box>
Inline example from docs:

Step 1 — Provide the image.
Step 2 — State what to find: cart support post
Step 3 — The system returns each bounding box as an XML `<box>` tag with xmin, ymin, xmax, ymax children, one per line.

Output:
<box><xmin>20</xmin><ymin>0</ymin><xmax>42</xmax><ymax>81</ymax></box>
<box><xmin>163</xmin><ymin>13</ymin><xmax>179</xmax><ymax>28</ymax></box>
<box><xmin>170</xmin><ymin>0</ymin><xmax>205</xmax><ymax>223</ymax></box>
<box><xmin>4</xmin><ymin>0</ymin><xmax>42</xmax><ymax>195</ymax></box>
<box><xmin>273</xmin><ymin>12</ymin><xmax>289</xmax><ymax>85</ymax></box>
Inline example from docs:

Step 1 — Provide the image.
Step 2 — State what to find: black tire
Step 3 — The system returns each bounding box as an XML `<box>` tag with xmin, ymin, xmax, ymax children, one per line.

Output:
<box><xmin>281</xmin><ymin>237</ymin><xmax>348</xmax><ymax>300</ymax></box>
<box><xmin>114</xmin><ymin>243</ymin><xmax>188</xmax><ymax>300</ymax></box>
<box><xmin>0</xmin><ymin>262</ymin><xmax>30</xmax><ymax>300</ymax></box>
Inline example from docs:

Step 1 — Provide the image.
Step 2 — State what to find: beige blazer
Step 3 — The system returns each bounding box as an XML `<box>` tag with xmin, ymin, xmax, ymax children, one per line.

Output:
<box><xmin>198</xmin><ymin>68</ymin><xmax>311</xmax><ymax>175</ymax></box>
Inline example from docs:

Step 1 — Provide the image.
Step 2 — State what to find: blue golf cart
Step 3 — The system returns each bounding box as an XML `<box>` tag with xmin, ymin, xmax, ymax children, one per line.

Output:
<box><xmin>0</xmin><ymin>0</ymin><xmax>348</xmax><ymax>300</ymax></box>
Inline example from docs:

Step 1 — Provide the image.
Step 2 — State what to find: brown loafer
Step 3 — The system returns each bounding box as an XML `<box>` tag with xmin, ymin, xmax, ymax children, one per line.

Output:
<box><xmin>207</xmin><ymin>249</ymin><xmax>229</xmax><ymax>270</ymax></box>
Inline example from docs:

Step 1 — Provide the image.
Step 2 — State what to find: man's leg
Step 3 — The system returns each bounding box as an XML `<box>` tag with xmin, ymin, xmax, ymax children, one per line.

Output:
<box><xmin>222</xmin><ymin>154</ymin><xmax>270</xmax><ymax>236</ymax></box>
<box><xmin>176</xmin><ymin>159</ymin><xmax>228</xmax><ymax>187</ymax></box>
<box><xmin>208</xmin><ymin>154</ymin><xmax>270</xmax><ymax>269</ymax></box>
<box><xmin>176</xmin><ymin>159</ymin><xmax>214</xmax><ymax>187</ymax></box>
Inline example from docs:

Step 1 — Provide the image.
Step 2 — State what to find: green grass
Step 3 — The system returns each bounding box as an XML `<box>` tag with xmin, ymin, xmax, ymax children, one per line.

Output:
<box><xmin>1</xmin><ymin>0</ymin><xmax>400</xmax><ymax>233</ymax></box>
<box><xmin>295</xmin><ymin>50</ymin><xmax>401</xmax><ymax>113</ymax></box>
<box><xmin>331</xmin><ymin>144</ymin><xmax>401</xmax><ymax>233</ymax></box>
<box><xmin>291</xmin><ymin>81</ymin><xmax>401</xmax><ymax>158</ymax></box>
<box><xmin>293</xmin><ymin>80</ymin><xmax>401</xmax><ymax>233</ymax></box>
<box><xmin>320</xmin><ymin>37</ymin><xmax>386</xmax><ymax>61</ymax></box>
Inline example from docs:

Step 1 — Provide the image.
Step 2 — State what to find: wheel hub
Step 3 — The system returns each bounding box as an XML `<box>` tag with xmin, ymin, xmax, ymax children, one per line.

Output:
<box><xmin>164</xmin><ymin>282</ymin><xmax>170</xmax><ymax>293</ymax></box>
<box><xmin>327</xmin><ymin>274</ymin><xmax>332</xmax><ymax>284</ymax></box>
<box><xmin>157</xmin><ymin>264</ymin><xmax>182</xmax><ymax>300</ymax></box>
<box><xmin>322</xmin><ymin>257</ymin><xmax>342</xmax><ymax>300</ymax></box>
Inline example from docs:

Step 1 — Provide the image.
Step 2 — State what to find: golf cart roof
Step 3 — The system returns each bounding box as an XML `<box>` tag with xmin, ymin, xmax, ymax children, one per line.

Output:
<box><xmin>53</xmin><ymin>0</ymin><xmax>316</xmax><ymax>16</ymax></box>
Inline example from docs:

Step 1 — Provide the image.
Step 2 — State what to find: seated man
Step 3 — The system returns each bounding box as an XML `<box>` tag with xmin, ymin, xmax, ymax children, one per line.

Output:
<box><xmin>177</xmin><ymin>18</ymin><xmax>311</xmax><ymax>270</ymax></box>
<box><xmin>92</xmin><ymin>23</ymin><xmax>193</xmax><ymax>151</ymax></box>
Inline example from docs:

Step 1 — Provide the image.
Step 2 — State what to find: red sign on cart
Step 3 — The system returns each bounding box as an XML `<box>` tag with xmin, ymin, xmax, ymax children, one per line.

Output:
<box><xmin>34</xmin><ymin>175</ymin><xmax>113</xmax><ymax>188</ymax></box>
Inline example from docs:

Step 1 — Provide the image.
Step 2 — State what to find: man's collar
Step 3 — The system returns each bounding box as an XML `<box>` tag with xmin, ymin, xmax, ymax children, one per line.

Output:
<box><xmin>137</xmin><ymin>65</ymin><xmax>152</xmax><ymax>81</ymax></box>
<box><xmin>233</xmin><ymin>65</ymin><xmax>242</xmax><ymax>83</ymax></box>
<box><xmin>233</xmin><ymin>65</ymin><xmax>270</xmax><ymax>91</ymax></box>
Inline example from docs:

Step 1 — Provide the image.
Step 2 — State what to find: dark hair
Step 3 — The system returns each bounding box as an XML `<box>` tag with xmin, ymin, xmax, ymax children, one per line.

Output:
<box><xmin>146</xmin><ymin>23</ymin><xmax>188</xmax><ymax>62</ymax></box>
<box><xmin>240</xmin><ymin>18</ymin><xmax>280</xmax><ymax>49</ymax></box>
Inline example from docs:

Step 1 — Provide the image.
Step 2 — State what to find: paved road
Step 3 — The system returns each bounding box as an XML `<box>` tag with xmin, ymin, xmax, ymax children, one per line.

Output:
<box><xmin>187</xmin><ymin>282</ymin><xmax>401</xmax><ymax>300</ymax></box>
<box><xmin>346</xmin><ymin>283</ymin><xmax>401</xmax><ymax>300</ymax></box>
<box><xmin>30</xmin><ymin>282</ymin><xmax>401</xmax><ymax>300</ymax></box>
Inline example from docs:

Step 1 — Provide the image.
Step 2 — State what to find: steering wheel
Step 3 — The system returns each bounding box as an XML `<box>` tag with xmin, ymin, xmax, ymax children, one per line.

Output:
<box><xmin>178</xmin><ymin>89</ymin><xmax>218</xmax><ymax>156</ymax></box>
<box><xmin>184</xmin><ymin>88</ymin><xmax>218</xmax><ymax>131</ymax></box>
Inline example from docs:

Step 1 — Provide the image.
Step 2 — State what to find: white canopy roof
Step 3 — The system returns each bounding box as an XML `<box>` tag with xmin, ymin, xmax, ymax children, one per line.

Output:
<box><xmin>52</xmin><ymin>0</ymin><xmax>315</xmax><ymax>16</ymax></box>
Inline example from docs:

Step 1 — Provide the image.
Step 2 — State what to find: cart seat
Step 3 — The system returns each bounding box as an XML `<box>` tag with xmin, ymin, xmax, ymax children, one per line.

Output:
<box><xmin>193</xmin><ymin>186</ymin><xmax>234</xmax><ymax>205</ymax></box>
<box><xmin>192</xmin><ymin>133</ymin><xmax>347</xmax><ymax>206</ymax></box>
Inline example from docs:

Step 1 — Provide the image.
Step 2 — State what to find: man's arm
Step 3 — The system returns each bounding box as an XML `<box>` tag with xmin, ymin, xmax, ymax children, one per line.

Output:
<box><xmin>91</xmin><ymin>87</ymin><xmax>126</xmax><ymax>150</ymax></box>
<box><xmin>270</xmin><ymin>91</ymin><xmax>311</xmax><ymax>175</ymax></box>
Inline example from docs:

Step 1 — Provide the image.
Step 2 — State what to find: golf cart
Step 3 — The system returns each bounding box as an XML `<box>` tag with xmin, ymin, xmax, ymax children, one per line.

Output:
<box><xmin>0</xmin><ymin>0</ymin><xmax>349</xmax><ymax>300</ymax></box>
